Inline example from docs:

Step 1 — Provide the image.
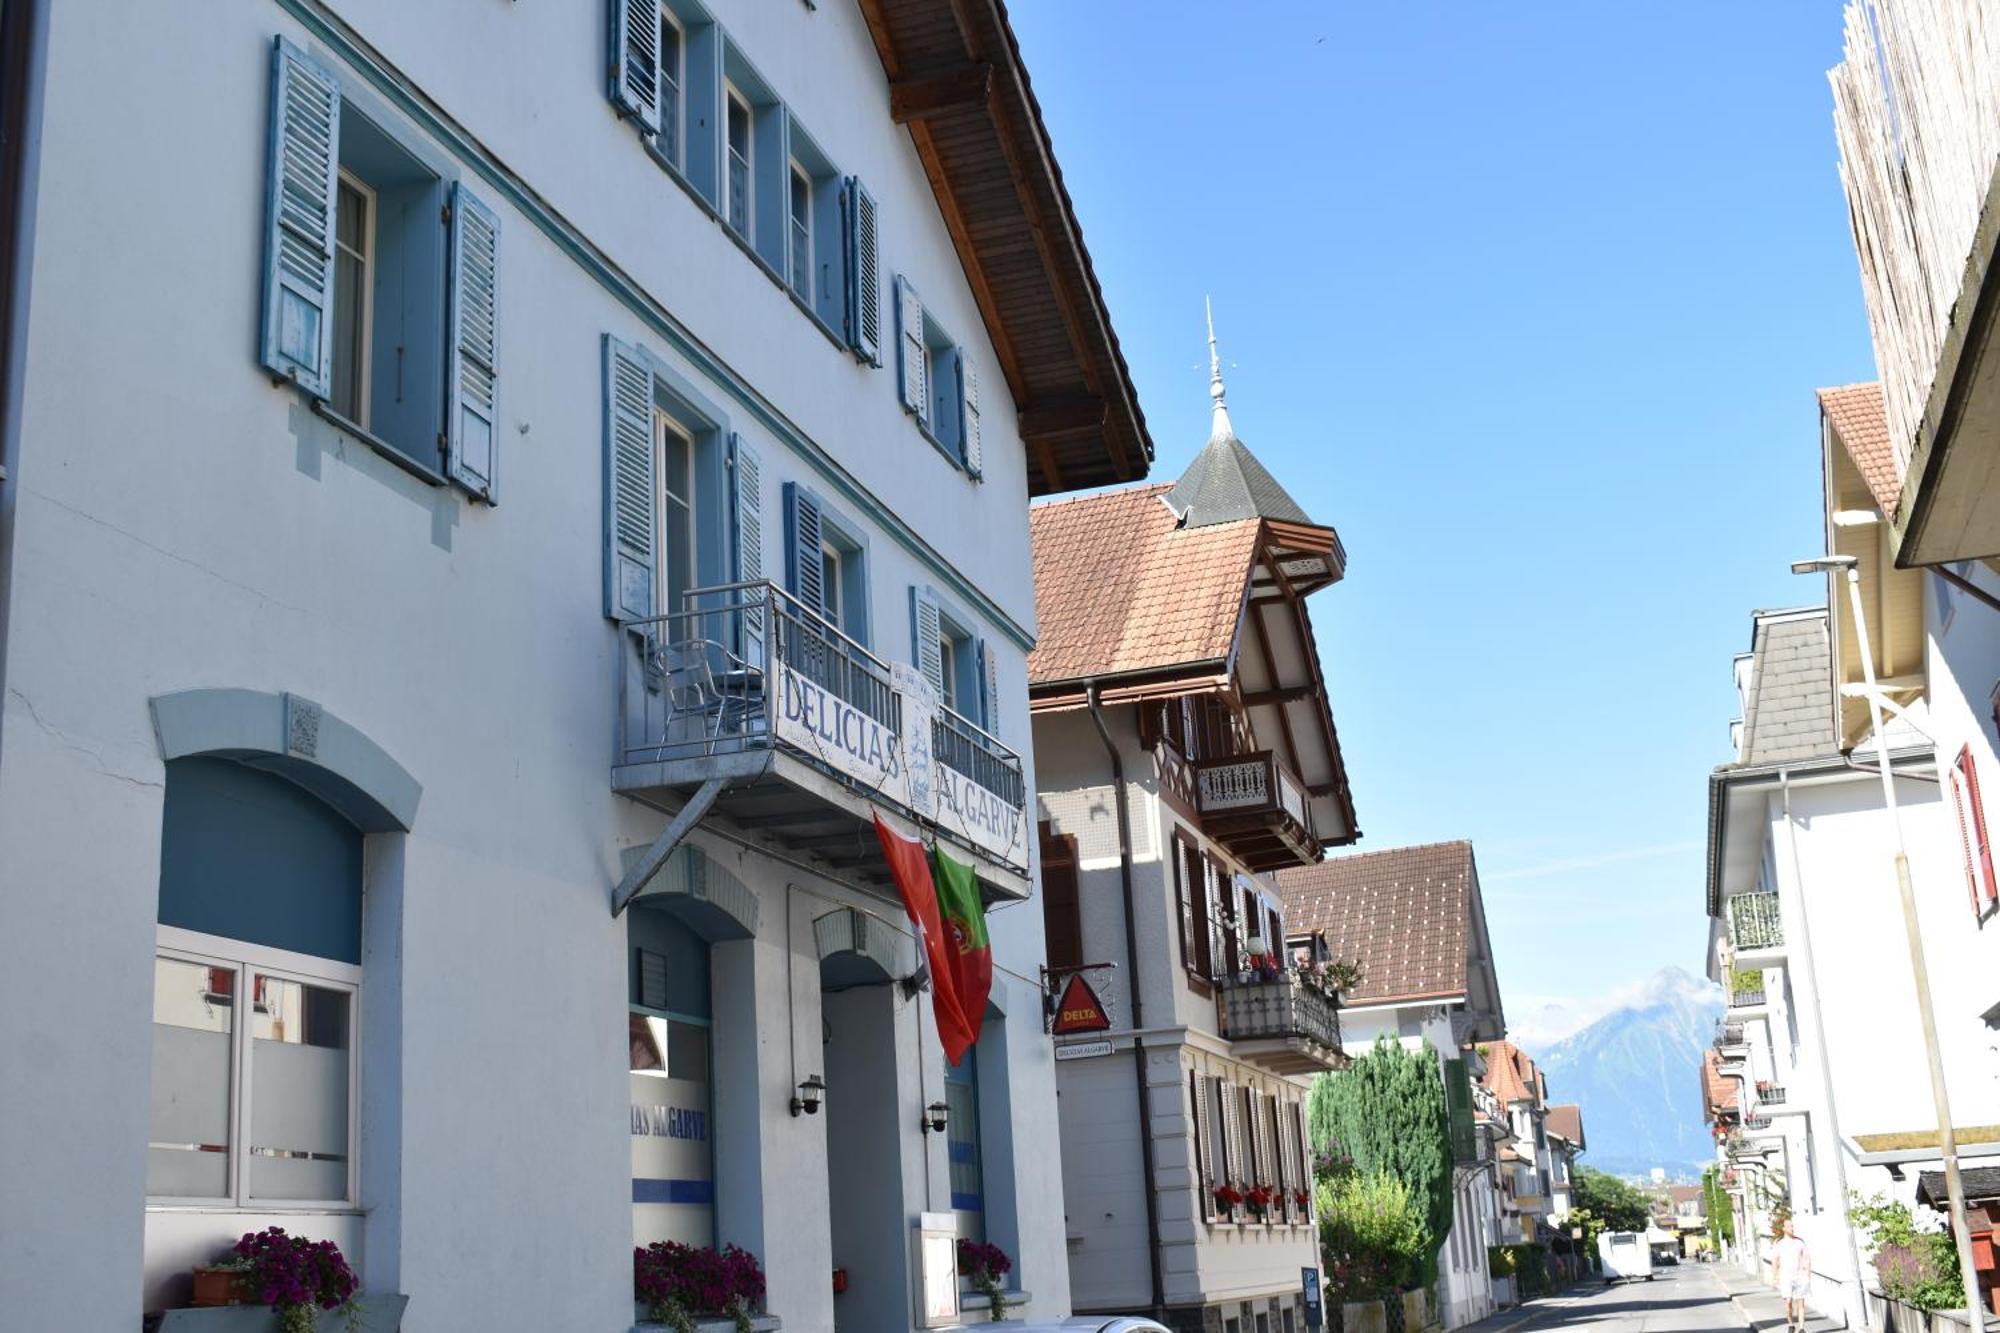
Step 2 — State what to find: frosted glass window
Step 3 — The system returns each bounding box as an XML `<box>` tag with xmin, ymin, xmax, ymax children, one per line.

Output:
<box><xmin>147</xmin><ymin>957</ymin><xmax>235</xmax><ymax>1198</ymax></box>
<box><xmin>248</xmin><ymin>976</ymin><xmax>351</xmax><ymax>1201</ymax></box>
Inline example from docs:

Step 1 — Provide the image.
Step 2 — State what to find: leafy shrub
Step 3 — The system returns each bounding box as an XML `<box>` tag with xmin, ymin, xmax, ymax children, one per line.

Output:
<box><xmin>1318</xmin><ymin>1169</ymin><xmax>1430</xmax><ymax>1300</ymax></box>
<box><xmin>1851</xmin><ymin>1193</ymin><xmax>1963</xmax><ymax>1312</ymax></box>
<box><xmin>1486</xmin><ymin>1245</ymin><xmax>1518</xmax><ymax>1278</ymax></box>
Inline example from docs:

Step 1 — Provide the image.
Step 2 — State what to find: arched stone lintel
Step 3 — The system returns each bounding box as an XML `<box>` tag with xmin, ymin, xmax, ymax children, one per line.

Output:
<box><xmin>620</xmin><ymin>844</ymin><xmax>758</xmax><ymax>942</ymax></box>
<box><xmin>149</xmin><ymin>689</ymin><xmax>420</xmax><ymax>833</ymax></box>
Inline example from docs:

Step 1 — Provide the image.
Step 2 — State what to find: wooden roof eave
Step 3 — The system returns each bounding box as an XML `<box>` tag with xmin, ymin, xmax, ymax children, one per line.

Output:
<box><xmin>855</xmin><ymin>0</ymin><xmax>1154</xmax><ymax>496</ymax></box>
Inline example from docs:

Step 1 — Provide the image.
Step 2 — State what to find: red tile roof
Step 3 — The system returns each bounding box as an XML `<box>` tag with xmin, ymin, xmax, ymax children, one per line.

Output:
<box><xmin>1818</xmin><ymin>382</ymin><xmax>1901</xmax><ymax>517</ymax></box>
<box><xmin>1546</xmin><ymin>1104</ymin><xmax>1584</xmax><ymax>1147</ymax></box>
<box><xmin>1701</xmin><ymin>1049</ymin><xmax>1739</xmax><ymax>1121</ymax></box>
<box><xmin>1278</xmin><ymin>841</ymin><xmax>1473</xmax><ymax>1006</ymax></box>
<box><xmin>1027</xmin><ymin>484</ymin><xmax>1261</xmax><ymax>686</ymax></box>
<box><xmin>1483</xmin><ymin>1040</ymin><xmax>1541</xmax><ymax>1107</ymax></box>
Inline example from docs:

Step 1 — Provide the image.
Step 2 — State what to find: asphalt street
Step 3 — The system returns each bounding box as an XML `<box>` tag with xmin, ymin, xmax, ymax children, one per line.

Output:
<box><xmin>1471</xmin><ymin>1265</ymin><xmax>1755</xmax><ymax>1333</ymax></box>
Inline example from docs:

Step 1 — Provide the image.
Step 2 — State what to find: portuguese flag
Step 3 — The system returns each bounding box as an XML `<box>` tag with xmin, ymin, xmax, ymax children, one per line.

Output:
<box><xmin>872</xmin><ymin>814</ymin><xmax>990</xmax><ymax>1064</ymax></box>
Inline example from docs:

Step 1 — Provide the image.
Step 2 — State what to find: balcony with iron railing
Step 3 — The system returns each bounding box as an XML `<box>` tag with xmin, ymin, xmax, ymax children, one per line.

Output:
<box><xmin>1714</xmin><ymin>1018</ymin><xmax>1746</xmax><ymax>1052</ymax></box>
<box><xmin>1729</xmin><ymin>978</ymin><xmax>1767</xmax><ymax>1010</ymax></box>
<box><xmin>1728</xmin><ymin>892</ymin><xmax>1785</xmax><ymax>958</ymax></box>
<box><xmin>1216</xmin><ymin>972</ymin><xmax>1347</xmax><ymax>1074</ymax></box>
<box><xmin>613</xmin><ymin>582</ymin><xmax>1031</xmax><ymax>892</ymax></box>
<box><xmin>1193</xmin><ymin>750</ymin><xmax>1319</xmax><ymax>871</ymax></box>
<box><xmin>1755</xmin><ymin>1082</ymin><xmax>1788</xmax><ymax>1109</ymax></box>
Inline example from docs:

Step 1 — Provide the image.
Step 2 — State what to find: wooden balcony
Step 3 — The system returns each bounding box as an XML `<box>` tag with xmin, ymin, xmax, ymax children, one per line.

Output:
<box><xmin>1192</xmin><ymin>750</ymin><xmax>1319</xmax><ymax>871</ymax></box>
<box><xmin>1216</xmin><ymin>973</ymin><xmax>1346</xmax><ymax>1074</ymax></box>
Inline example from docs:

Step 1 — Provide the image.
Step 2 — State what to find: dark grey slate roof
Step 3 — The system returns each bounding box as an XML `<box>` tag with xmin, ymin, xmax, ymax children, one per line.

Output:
<box><xmin>1164</xmin><ymin>433</ymin><xmax>1314</xmax><ymax>530</ymax></box>
<box><xmin>1737</xmin><ymin>609</ymin><xmax>1838</xmax><ymax>766</ymax></box>
<box><xmin>1918</xmin><ymin>1167</ymin><xmax>2000</xmax><ymax>1206</ymax></box>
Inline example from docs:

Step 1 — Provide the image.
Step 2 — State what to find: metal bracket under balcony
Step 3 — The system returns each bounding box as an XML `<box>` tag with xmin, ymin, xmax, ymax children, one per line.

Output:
<box><xmin>612</xmin><ymin>583</ymin><xmax>1030</xmax><ymax>899</ymax></box>
<box><xmin>1193</xmin><ymin>750</ymin><xmax>1320</xmax><ymax>871</ymax></box>
<box><xmin>1216</xmin><ymin>974</ymin><xmax>1348</xmax><ymax>1074</ymax></box>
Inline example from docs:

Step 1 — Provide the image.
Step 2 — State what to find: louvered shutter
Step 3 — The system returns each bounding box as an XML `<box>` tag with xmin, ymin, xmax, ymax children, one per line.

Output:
<box><xmin>843</xmin><ymin>178</ymin><xmax>881</xmax><ymax>364</ymax></box>
<box><xmin>608</xmin><ymin>0</ymin><xmax>661</xmax><ymax>133</ymax></box>
<box><xmin>1221</xmin><ymin>1082</ymin><xmax>1240</xmax><ymax>1188</ymax></box>
<box><xmin>260</xmin><ymin>39</ymin><xmax>341</xmax><ymax>399</ymax></box>
<box><xmin>911</xmin><ymin>587</ymin><xmax>943</xmax><ymax>695</ymax></box>
<box><xmin>976</xmin><ymin>639</ymin><xmax>1001</xmax><ymax>735</ymax></box>
<box><xmin>1251</xmin><ymin>1091</ymin><xmax>1268</xmax><ymax>1186</ymax></box>
<box><xmin>1445</xmin><ymin>1058</ymin><xmax>1477</xmax><ymax>1164</ymax></box>
<box><xmin>896</xmin><ymin>276</ymin><xmax>927</xmax><ymax>420</ymax></box>
<box><xmin>603</xmin><ymin>336</ymin><xmax>656</xmax><ymax>621</ymax></box>
<box><xmin>1193</xmin><ymin>1073</ymin><xmax>1216</xmax><ymax>1220</ymax></box>
<box><xmin>784</xmin><ymin>482</ymin><xmax>825</xmax><ymax>613</ymax></box>
<box><xmin>729</xmin><ymin>433</ymin><xmax>765</xmax><ymax>663</ymax></box>
<box><xmin>637</xmin><ymin>948</ymin><xmax>669</xmax><ymax>1011</ymax></box>
<box><xmin>959</xmin><ymin>352</ymin><xmax>982</xmax><ymax>477</ymax></box>
<box><xmin>446</xmin><ymin>183</ymin><xmax>501</xmax><ymax>501</ymax></box>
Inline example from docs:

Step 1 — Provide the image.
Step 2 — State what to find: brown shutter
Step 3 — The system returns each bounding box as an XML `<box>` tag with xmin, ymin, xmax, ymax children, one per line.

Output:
<box><xmin>1187</xmin><ymin>840</ymin><xmax>1212</xmax><ymax>975</ymax></box>
<box><xmin>1038</xmin><ymin>823</ymin><xmax>1083</xmax><ymax>971</ymax></box>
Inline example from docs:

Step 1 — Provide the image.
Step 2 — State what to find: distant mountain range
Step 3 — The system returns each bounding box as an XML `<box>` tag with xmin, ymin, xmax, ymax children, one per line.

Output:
<box><xmin>1526</xmin><ymin>967</ymin><xmax>1723</xmax><ymax>1181</ymax></box>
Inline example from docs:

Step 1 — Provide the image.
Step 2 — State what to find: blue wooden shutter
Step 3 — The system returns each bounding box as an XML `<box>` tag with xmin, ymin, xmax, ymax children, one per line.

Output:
<box><xmin>976</xmin><ymin>638</ymin><xmax>1000</xmax><ymax>734</ymax></box>
<box><xmin>729</xmin><ymin>432</ymin><xmax>765</xmax><ymax>663</ymax></box>
<box><xmin>446</xmin><ymin>183</ymin><xmax>500</xmax><ymax>501</ymax></box>
<box><xmin>603</xmin><ymin>336</ymin><xmax>656</xmax><ymax>621</ymax></box>
<box><xmin>843</xmin><ymin>178</ymin><xmax>881</xmax><ymax>365</ymax></box>
<box><xmin>910</xmin><ymin>587</ymin><xmax>943</xmax><ymax>695</ymax></box>
<box><xmin>959</xmin><ymin>351</ymin><xmax>982</xmax><ymax>477</ymax></box>
<box><xmin>896</xmin><ymin>276</ymin><xmax>927</xmax><ymax>421</ymax></box>
<box><xmin>608</xmin><ymin>0</ymin><xmax>661</xmax><ymax>134</ymax></box>
<box><xmin>259</xmin><ymin>38</ymin><xmax>341</xmax><ymax>398</ymax></box>
<box><xmin>784</xmin><ymin>482</ymin><xmax>825</xmax><ymax>616</ymax></box>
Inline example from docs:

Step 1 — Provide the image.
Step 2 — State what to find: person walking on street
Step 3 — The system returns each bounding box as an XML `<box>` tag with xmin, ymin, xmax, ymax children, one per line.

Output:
<box><xmin>1770</xmin><ymin>1217</ymin><xmax>1812</xmax><ymax>1333</ymax></box>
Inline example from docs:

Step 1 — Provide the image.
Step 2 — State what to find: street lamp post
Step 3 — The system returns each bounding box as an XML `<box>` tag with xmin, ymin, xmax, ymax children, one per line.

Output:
<box><xmin>1794</xmin><ymin>554</ymin><xmax>1986</xmax><ymax>1330</ymax></box>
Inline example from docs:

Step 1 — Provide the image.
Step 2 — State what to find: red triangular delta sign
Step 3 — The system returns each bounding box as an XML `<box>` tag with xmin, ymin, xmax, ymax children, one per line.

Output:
<box><xmin>1051</xmin><ymin>973</ymin><xmax>1112</xmax><ymax>1035</ymax></box>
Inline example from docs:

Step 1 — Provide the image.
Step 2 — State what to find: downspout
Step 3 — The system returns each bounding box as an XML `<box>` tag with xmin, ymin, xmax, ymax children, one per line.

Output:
<box><xmin>1087</xmin><ymin>680</ymin><xmax>1166</xmax><ymax>1320</ymax></box>
<box><xmin>1777</xmin><ymin>768</ymin><xmax>1872</xmax><ymax>1332</ymax></box>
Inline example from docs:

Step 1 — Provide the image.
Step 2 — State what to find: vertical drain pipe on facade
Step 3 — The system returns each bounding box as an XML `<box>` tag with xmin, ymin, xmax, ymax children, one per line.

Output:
<box><xmin>1086</xmin><ymin>681</ymin><xmax>1166</xmax><ymax>1320</ymax></box>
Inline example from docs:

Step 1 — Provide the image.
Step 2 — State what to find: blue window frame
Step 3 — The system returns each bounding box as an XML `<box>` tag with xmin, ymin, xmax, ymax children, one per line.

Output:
<box><xmin>629</xmin><ymin>904</ymin><xmax>715</xmax><ymax>1246</ymax></box>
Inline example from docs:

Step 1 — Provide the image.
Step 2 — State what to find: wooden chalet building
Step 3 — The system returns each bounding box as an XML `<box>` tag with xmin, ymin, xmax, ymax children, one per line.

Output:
<box><xmin>1028</xmin><ymin>327</ymin><xmax>1358</xmax><ymax>1333</ymax></box>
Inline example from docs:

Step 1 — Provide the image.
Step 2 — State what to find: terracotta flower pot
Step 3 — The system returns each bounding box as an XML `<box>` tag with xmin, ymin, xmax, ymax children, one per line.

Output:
<box><xmin>191</xmin><ymin>1266</ymin><xmax>250</xmax><ymax>1307</ymax></box>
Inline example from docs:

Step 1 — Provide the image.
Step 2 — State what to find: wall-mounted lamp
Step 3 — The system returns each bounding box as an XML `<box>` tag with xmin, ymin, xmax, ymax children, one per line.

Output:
<box><xmin>791</xmin><ymin>1075</ymin><xmax>826</xmax><ymax>1117</ymax></box>
<box><xmin>921</xmin><ymin>1101</ymin><xmax>949</xmax><ymax>1134</ymax></box>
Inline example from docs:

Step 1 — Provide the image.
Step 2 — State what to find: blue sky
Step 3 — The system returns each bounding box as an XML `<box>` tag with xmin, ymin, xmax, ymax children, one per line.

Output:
<box><xmin>1010</xmin><ymin>1</ymin><xmax>1878</xmax><ymax>1043</ymax></box>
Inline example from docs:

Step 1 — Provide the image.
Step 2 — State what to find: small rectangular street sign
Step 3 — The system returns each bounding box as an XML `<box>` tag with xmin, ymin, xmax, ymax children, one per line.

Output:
<box><xmin>1054</xmin><ymin>1039</ymin><xmax>1114</xmax><ymax>1061</ymax></box>
<box><xmin>1302</xmin><ymin>1268</ymin><xmax>1323</xmax><ymax>1329</ymax></box>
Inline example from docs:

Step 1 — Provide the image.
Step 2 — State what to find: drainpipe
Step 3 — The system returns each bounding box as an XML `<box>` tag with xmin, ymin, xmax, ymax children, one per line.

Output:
<box><xmin>1087</xmin><ymin>680</ymin><xmax>1166</xmax><ymax>1320</ymax></box>
<box><xmin>1777</xmin><ymin>768</ymin><xmax>1871</xmax><ymax>1332</ymax></box>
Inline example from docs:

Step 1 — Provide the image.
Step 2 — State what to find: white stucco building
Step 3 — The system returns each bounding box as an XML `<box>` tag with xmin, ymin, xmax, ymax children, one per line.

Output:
<box><xmin>0</xmin><ymin>1</ymin><xmax>1156</xmax><ymax>1329</ymax></box>
<box><xmin>1027</xmin><ymin>352</ymin><xmax>1359</xmax><ymax>1333</ymax></box>
<box><xmin>1280</xmin><ymin>841</ymin><xmax>1510</xmax><ymax>1330</ymax></box>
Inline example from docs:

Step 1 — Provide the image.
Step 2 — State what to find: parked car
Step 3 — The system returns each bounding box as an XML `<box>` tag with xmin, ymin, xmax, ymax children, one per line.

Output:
<box><xmin>1008</xmin><ymin>1320</ymin><xmax>1173</xmax><ymax>1333</ymax></box>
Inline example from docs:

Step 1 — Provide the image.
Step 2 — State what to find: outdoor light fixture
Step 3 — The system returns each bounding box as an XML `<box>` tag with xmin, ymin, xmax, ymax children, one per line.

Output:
<box><xmin>791</xmin><ymin>1075</ymin><xmax>826</xmax><ymax>1117</ymax></box>
<box><xmin>1789</xmin><ymin>554</ymin><xmax>1859</xmax><ymax>575</ymax></box>
<box><xmin>921</xmin><ymin>1101</ymin><xmax>949</xmax><ymax>1134</ymax></box>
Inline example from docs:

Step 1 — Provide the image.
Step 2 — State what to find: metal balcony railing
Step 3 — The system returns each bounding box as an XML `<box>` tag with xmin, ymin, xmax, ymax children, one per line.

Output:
<box><xmin>1742</xmin><ymin>1113</ymin><xmax>1773</xmax><ymax>1131</ymax></box>
<box><xmin>933</xmin><ymin>706</ymin><xmax>1026</xmax><ymax>810</ymax></box>
<box><xmin>619</xmin><ymin>581</ymin><xmax>899</xmax><ymax>766</ymax></box>
<box><xmin>1730</xmin><ymin>982</ymin><xmax>1766</xmax><ymax>1007</ymax></box>
<box><xmin>1715</xmin><ymin>1019</ymin><xmax>1745</xmax><ymax>1048</ymax></box>
<box><xmin>1729</xmin><ymin>892</ymin><xmax>1783</xmax><ymax>951</ymax></box>
<box><xmin>1756</xmin><ymin>1083</ymin><xmax>1787</xmax><ymax>1107</ymax></box>
<box><xmin>1217</xmin><ymin>973</ymin><xmax>1343</xmax><ymax>1052</ymax></box>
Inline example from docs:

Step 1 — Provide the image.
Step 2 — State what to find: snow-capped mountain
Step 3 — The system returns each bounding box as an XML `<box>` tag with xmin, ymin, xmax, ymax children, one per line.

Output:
<box><xmin>1527</xmin><ymin>966</ymin><xmax>1723</xmax><ymax>1180</ymax></box>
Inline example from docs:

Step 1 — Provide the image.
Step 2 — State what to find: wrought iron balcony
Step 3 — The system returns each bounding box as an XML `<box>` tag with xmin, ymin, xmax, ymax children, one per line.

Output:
<box><xmin>1216</xmin><ymin>973</ymin><xmax>1346</xmax><ymax>1074</ymax></box>
<box><xmin>613</xmin><ymin>582</ymin><xmax>1030</xmax><ymax>890</ymax></box>
<box><xmin>1728</xmin><ymin>892</ymin><xmax>1784</xmax><ymax>954</ymax></box>
<box><xmin>1755</xmin><ymin>1082</ymin><xmax>1787</xmax><ymax>1107</ymax></box>
<box><xmin>1730</xmin><ymin>982</ymin><xmax>1766</xmax><ymax>1008</ymax></box>
<box><xmin>1742</xmin><ymin>1113</ymin><xmax>1774</xmax><ymax>1132</ymax></box>
<box><xmin>1193</xmin><ymin>750</ymin><xmax>1319</xmax><ymax>871</ymax></box>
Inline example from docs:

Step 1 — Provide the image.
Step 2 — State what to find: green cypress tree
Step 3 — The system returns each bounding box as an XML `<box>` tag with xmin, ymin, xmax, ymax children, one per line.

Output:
<box><xmin>1306</xmin><ymin>1035</ymin><xmax>1454</xmax><ymax>1287</ymax></box>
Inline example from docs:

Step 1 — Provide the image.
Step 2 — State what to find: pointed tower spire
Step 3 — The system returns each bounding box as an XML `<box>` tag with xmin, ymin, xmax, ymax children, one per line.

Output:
<box><xmin>1206</xmin><ymin>296</ymin><xmax>1235</xmax><ymax>443</ymax></box>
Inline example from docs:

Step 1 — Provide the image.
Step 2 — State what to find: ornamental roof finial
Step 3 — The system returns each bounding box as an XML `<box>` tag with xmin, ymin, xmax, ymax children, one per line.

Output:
<box><xmin>1206</xmin><ymin>296</ymin><xmax>1236</xmax><ymax>443</ymax></box>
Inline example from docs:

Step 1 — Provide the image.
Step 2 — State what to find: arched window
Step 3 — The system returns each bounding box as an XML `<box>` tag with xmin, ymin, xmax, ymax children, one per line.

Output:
<box><xmin>148</xmin><ymin>757</ymin><xmax>362</xmax><ymax>1207</ymax></box>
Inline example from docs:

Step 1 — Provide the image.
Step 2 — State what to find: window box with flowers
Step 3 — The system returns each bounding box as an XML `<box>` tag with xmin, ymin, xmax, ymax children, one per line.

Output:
<box><xmin>147</xmin><ymin>1229</ymin><xmax>407</xmax><ymax>1332</ymax></box>
<box><xmin>633</xmin><ymin>1242</ymin><xmax>776</xmax><ymax>1333</ymax></box>
<box><xmin>1243</xmin><ymin>1184</ymin><xmax>1277</xmax><ymax>1224</ymax></box>
<box><xmin>1212</xmin><ymin>1182</ymin><xmax>1246</xmax><ymax>1223</ymax></box>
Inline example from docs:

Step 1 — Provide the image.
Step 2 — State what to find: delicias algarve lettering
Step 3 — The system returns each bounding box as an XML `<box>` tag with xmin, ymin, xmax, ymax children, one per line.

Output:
<box><xmin>783</xmin><ymin>669</ymin><xmax>896</xmax><ymax>775</ymax></box>
<box><xmin>630</xmin><ymin>1103</ymin><xmax>707</xmax><ymax>1141</ymax></box>
<box><xmin>938</xmin><ymin>766</ymin><xmax>1021</xmax><ymax>846</ymax></box>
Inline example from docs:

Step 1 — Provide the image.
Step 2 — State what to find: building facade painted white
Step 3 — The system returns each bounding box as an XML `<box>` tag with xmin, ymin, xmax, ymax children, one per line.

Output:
<box><xmin>0</xmin><ymin>1</ymin><xmax>1148</xmax><ymax>1328</ymax></box>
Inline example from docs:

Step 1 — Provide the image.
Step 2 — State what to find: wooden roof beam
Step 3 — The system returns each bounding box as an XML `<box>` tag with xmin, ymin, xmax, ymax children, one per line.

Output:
<box><xmin>890</xmin><ymin>63</ymin><xmax>993</xmax><ymax>124</ymax></box>
<box><xmin>1019</xmin><ymin>394</ymin><xmax>1105</xmax><ymax>440</ymax></box>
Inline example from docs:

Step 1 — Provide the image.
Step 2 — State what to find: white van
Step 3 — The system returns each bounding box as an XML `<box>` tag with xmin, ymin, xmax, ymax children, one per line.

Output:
<box><xmin>1598</xmin><ymin>1229</ymin><xmax>1656</xmax><ymax>1282</ymax></box>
